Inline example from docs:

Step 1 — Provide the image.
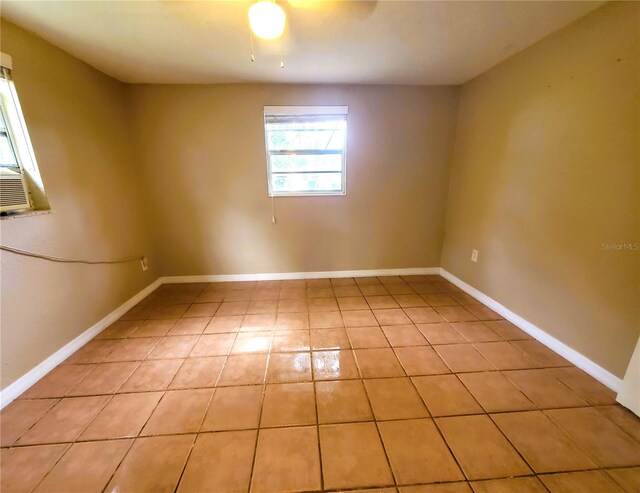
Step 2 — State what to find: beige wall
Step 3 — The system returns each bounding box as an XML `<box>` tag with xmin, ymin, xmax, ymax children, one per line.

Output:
<box><xmin>128</xmin><ymin>84</ymin><xmax>459</xmax><ymax>275</ymax></box>
<box><xmin>0</xmin><ymin>20</ymin><xmax>158</xmax><ymax>388</ymax></box>
<box><xmin>441</xmin><ymin>2</ymin><xmax>640</xmax><ymax>377</ymax></box>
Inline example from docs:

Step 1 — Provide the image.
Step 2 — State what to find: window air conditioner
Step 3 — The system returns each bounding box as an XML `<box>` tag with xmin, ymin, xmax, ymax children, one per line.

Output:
<box><xmin>0</xmin><ymin>167</ymin><xmax>31</xmax><ymax>212</ymax></box>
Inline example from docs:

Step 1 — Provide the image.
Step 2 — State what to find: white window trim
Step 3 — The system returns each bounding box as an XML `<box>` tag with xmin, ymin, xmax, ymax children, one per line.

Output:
<box><xmin>264</xmin><ymin>105</ymin><xmax>348</xmax><ymax>197</ymax></box>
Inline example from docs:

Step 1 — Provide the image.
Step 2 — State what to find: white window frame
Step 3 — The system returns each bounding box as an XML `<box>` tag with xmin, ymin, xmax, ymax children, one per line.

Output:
<box><xmin>0</xmin><ymin>53</ymin><xmax>49</xmax><ymax>213</ymax></box>
<box><xmin>264</xmin><ymin>105</ymin><xmax>348</xmax><ymax>197</ymax></box>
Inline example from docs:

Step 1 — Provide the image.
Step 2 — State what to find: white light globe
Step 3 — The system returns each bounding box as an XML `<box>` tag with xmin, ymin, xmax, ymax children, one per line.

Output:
<box><xmin>249</xmin><ymin>1</ymin><xmax>286</xmax><ymax>40</ymax></box>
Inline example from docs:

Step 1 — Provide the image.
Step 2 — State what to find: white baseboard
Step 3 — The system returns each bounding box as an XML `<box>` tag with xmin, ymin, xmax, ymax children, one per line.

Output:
<box><xmin>160</xmin><ymin>267</ymin><xmax>441</xmax><ymax>284</ymax></box>
<box><xmin>439</xmin><ymin>268</ymin><xmax>623</xmax><ymax>392</ymax></box>
<box><xmin>0</xmin><ymin>278</ymin><xmax>162</xmax><ymax>409</ymax></box>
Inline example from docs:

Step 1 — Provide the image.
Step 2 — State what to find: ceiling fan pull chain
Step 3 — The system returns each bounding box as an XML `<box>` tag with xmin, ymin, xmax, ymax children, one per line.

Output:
<box><xmin>249</xmin><ymin>24</ymin><xmax>256</xmax><ymax>62</ymax></box>
<box><xmin>280</xmin><ymin>36</ymin><xmax>285</xmax><ymax>68</ymax></box>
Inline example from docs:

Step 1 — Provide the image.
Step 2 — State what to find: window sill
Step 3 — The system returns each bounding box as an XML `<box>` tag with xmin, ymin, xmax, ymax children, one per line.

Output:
<box><xmin>0</xmin><ymin>208</ymin><xmax>51</xmax><ymax>220</ymax></box>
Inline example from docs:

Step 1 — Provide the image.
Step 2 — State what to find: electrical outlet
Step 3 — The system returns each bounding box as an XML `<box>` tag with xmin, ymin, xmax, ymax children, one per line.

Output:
<box><xmin>471</xmin><ymin>249</ymin><xmax>479</xmax><ymax>263</ymax></box>
<box><xmin>140</xmin><ymin>257</ymin><xmax>149</xmax><ymax>271</ymax></box>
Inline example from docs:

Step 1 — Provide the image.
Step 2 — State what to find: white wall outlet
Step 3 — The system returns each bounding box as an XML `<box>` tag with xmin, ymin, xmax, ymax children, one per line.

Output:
<box><xmin>140</xmin><ymin>256</ymin><xmax>149</xmax><ymax>271</ymax></box>
<box><xmin>471</xmin><ymin>249</ymin><xmax>479</xmax><ymax>263</ymax></box>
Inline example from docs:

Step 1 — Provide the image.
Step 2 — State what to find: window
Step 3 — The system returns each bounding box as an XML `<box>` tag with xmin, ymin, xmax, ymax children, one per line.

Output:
<box><xmin>264</xmin><ymin>106</ymin><xmax>348</xmax><ymax>196</ymax></box>
<box><xmin>0</xmin><ymin>53</ymin><xmax>48</xmax><ymax>214</ymax></box>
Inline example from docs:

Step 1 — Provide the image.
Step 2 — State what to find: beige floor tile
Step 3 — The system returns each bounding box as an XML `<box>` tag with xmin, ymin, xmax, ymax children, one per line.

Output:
<box><xmin>382</xmin><ymin>324</ymin><xmax>428</xmax><ymax>346</ymax></box>
<box><xmin>308</xmin><ymin>287</ymin><xmax>335</xmax><ymax>298</ymax></box>
<box><xmin>417</xmin><ymin>322</ymin><xmax>467</xmax><ymax>344</ymax></box>
<box><xmin>184</xmin><ymin>302</ymin><xmax>220</xmax><ymax>318</ymax></box>
<box><xmin>104</xmin><ymin>337</ymin><xmax>160</xmax><ymax>362</ymax></box>
<box><xmin>504</xmin><ymin>369</ymin><xmax>588</xmax><ymax>409</ymax></box>
<box><xmin>421</xmin><ymin>293</ymin><xmax>459</xmax><ymax>307</ymax></box>
<box><xmin>272</xmin><ymin>330</ymin><xmax>311</xmax><ymax>352</ymax></box>
<box><xmin>310</xmin><ymin>311</ymin><xmax>344</xmax><ymax>328</ymax></box>
<box><xmin>333</xmin><ymin>286</ymin><xmax>362</xmax><ymax>297</ymax></box>
<box><xmin>394</xmin><ymin>346</ymin><xmax>450</xmax><ymax>375</ymax></box>
<box><xmin>130</xmin><ymin>319</ymin><xmax>176</xmax><ymax>337</ymax></box>
<box><xmin>484</xmin><ymin>320</ymin><xmax>532</xmax><ymax>341</ymax></box>
<box><xmin>204</xmin><ymin>315</ymin><xmax>243</xmax><ymax>333</ymax></box>
<box><xmin>217</xmin><ymin>354</ymin><xmax>268</xmax><ymax>386</ymax></box>
<box><xmin>80</xmin><ymin>392</ymin><xmax>163</xmax><ymax>440</ymax></box>
<box><xmin>606</xmin><ymin>467</ymin><xmax>640</xmax><ymax>493</ymax></box>
<box><xmin>466</xmin><ymin>305</ymin><xmax>503</xmax><ymax>321</ymax></box>
<box><xmin>231</xmin><ymin>331</ymin><xmax>272</xmax><ymax>354</ymax></box>
<box><xmin>492</xmin><ymin>411</ymin><xmax>598</xmax><ymax>473</ymax></box>
<box><xmin>404</xmin><ymin>307</ymin><xmax>446</xmax><ymax>324</ymax></box>
<box><xmin>379</xmin><ymin>418</ymin><xmax>464</xmax><ymax>484</ymax></box>
<box><xmin>0</xmin><ymin>398</ymin><xmax>59</xmax><ymax>447</ymax></box>
<box><xmin>118</xmin><ymin>359</ymin><xmax>183</xmax><ymax>393</ymax></box>
<box><xmin>354</xmin><ymin>348</ymin><xmax>405</xmax><ymax>378</ymax></box>
<box><xmin>343</xmin><ymin>309</ymin><xmax>380</xmax><ymax>327</ymax></box>
<box><xmin>364</xmin><ymin>377</ymin><xmax>429</xmax><ymax>420</ymax></box>
<box><xmin>473</xmin><ymin>342</ymin><xmax>539</xmax><ymax>370</ymax></box>
<box><xmin>33</xmin><ymin>440</ymin><xmax>132</xmax><ymax>493</ymax></box>
<box><xmin>309</xmin><ymin>328</ymin><xmax>350</xmax><ymax>350</ymax></box>
<box><xmin>550</xmin><ymin>367</ymin><xmax>617</xmax><ymax>405</ymax></box>
<box><xmin>266</xmin><ymin>352</ymin><xmax>312</xmax><ymax>383</ymax></box>
<box><xmin>106</xmin><ymin>434</ymin><xmax>195</xmax><ymax>493</ymax></box>
<box><xmin>252</xmin><ymin>426</ymin><xmax>321</xmax><ymax>493</ymax></box>
<box><xmin>400</xmin><ymin>484</ymin><xmax>472</xmax><ymax>493</ymax></box>
<box><xmin>217</xmin><ymin>301</ymin><xmax>250</xmax><ymax>316</ymax></box>
<box><xmin>435</xmin><ymin>344</ymin><xmax>494</xmax><ymax>373</ymax></box>
<box><xmin>241</xmin><ymin>313</ymin><xmax>276</xmax><ymax>331</ymax></box>
<box><xmin>169</xmin><ymin>356</ymin><xmax>225</xmax><ymax>389</ymax></box>
<box><xmin>167</xmin><ymin>317</ymin><xmax>210</xmax><ymax>335</ymax></box>
<box><xmin>596</xmin><ymin>405</ymin><xmax>640</xmax><ymax>442</ymax></box>
<box><xmin>201</xmin><ymin>385</ymin><xmax>263</xmax><ymax>431</ymax></box>
<box><xmin>141</xmin><ymin>388</ymin><xmax>212</xmax><ymax>435</ymax></box>
<box><xmin>191</xmin><ymin>333</ymin><xmax>236</xmax><ymax>357</ymax></box>
<box><xmin>95</xmin><ymin>320</ymin><xmax>141</xmax><ymax>339</ymax></box>
<box><xmin>308</xmin><ymin>297</ymin><xmax>339</xmax><ymax>312</ymax></box>
<box><xmin>316</xmin><ymin>380</ymin><xmax>373</xmax><ymax>424</ymax></box>
<box><xmin>20</xmin><ymin>364</ymin><xmax>95</xmax><ymax>399</ymax></box>
<box><xmin>67</xmin><ymin>362</ymin><xmax>140</xmax><ymax>396</ymax></box>
<box><xmin>393</xmin><ymin>294</ymin><xmax>429</xmax><ymax>308</ymax></box>
<box><xmin>540</xmin><ymin>471</ymin><xmax>626</xmax><ymax>493</ymax></box>
<box><xmin>347</xmin><ymin>326</ymin><xmax>391</xmax><ymax>348</ymax></box>
<box><xmin>511</xmin><ymin>340</ymin><xmax>571</xmax><ymax>367</ymax></box>
<box><xmin>373</xmin><ymin>309</ymin><xmax>412</xmax><ymax>325</ymax></box>
<box><xmin>17</xmin><ymin>396</ymin><xmax>110</xmax><ymax>445</ymax></box>
<box><xmin>458</xmin><ymin>372</ymin><xmax>536</xmax><ymax>412</ymax></box>
<box><xmin>0</xmin><ymin>444</ymin><xmax>69</xmax><ymax>493</ymax></box>
<box><xmin>359</xmin><ymin>284</ymin><xmax>389</xmax><ymax>296</ymax></box>
<box><xmin>545</xmin><ymin>407</ymin><xmax>640</xmax><ymax>467</ymax></box>
<box><xmin>338</xmin><ymin>296</ymin><xmax>370</xmax><ymax>311</ymax></box>
<box><xmin>436</xmin><ymin>415</ymin><xmax>531</xmax><ymax>480</ymax></box>
<box><xmin>451</xmin><ymin>322</ymin><xmax>503</xmax><ymax>343</ymax></box>
<box><xmin>178</xmin><ymin>431</ymin><xmax>257</xmax><ymax>492</ymax></box>
<box><xmin>319</xmin><ymin>422</ymin><xmax>393</xmax><ymax>490</ymax></box>
<box><xmin>470</xmin><ymin>477</ymin><xmax>547</xmax><ymax>493</ymax></box>
<box><xmin>147</xmin><ymin>335</ymin><xmax>199</xmax><ymax>359</ymax></box>
<box><xmin>276</xmin><ymin>312</ymin><xmax>310</xmax><ymax>330</ymax></box>
<box><xmin>435</xmin><ymin>305</ymin><xmax>478</xmax><ymax>322</ymax></box>
<box><xmin>64</xmin><ymin>339</ymin><xmax>121</xmax><ymax>364</ymax></box>
<box><xmin>312</xmin><ymin>350</ymin><xmax>360</xmax><ymax>380</ymax></box>
<box><xmin>261</xmin><ymin>382</ymin><xmax>316</xmax><ymax>427</ymax></box>
<box><xmin>413</xmin><ymin>375</ymin><xmax>483</xmax><ymax>416</ymax></box>
<box><xmin>278</xmin><ymin>298</ymin><xmax>309</xmax><ymax>313</ymax></box>
<box><xmin>366</xmin><ymin>295</ymin><xmax>400</xmax><ymax>309</ymax></box>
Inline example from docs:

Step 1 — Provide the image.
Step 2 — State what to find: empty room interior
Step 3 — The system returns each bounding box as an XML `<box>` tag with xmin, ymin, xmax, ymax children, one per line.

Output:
<box><xmin>0</xmin><ymin>1</ymin><xmax>639</xmax><ymax>492</ymax></box>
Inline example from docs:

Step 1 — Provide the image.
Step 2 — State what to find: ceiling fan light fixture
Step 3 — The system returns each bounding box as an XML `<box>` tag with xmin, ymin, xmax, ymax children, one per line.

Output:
<box><xmin>249</xmin><ymin>1</ymin><xmax>286</xmax><ymax>40</ymax></box>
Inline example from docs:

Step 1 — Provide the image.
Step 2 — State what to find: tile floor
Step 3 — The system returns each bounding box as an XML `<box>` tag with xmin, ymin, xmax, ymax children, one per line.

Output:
<box><xmin>1</xmin><ymin>275</ymin><xmax>639</xmax><ymax>493</ymax></box>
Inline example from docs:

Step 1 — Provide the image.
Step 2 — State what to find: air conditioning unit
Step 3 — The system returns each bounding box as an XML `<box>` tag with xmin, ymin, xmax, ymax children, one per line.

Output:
<box><xmin>0</xmin><ymin>167</ymin><xmax>31</xmax><ymax>212</ymax></box>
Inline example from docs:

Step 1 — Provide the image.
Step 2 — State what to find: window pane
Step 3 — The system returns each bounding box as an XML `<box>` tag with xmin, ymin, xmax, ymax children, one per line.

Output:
<box><xmin>271</xmin><ymin>172</ymin><xmax>342</xmax><ymax>193</ymax></box>
<box><xmin>270</xmin><ymin>154</ymin><xmax>342</xmax><ymax>173</ymax></box>
<box><xmin>0</xmin><ymin>109</ymin><xmax>18</xmax><ymax>167</ymax></box>
<box><xmin>267</xmin><ymin>129</ymin><xmax>345</xmax><ymax>151</ymax></box>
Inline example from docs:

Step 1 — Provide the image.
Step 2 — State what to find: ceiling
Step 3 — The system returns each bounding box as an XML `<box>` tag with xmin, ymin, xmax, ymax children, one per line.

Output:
<box><xmin>1</xmin><ymin>0</ymin><xmax>604</xmax><ymax>85</ymax></box>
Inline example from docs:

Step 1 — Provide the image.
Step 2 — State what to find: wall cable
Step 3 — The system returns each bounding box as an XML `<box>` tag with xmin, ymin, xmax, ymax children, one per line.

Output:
<box><xmin>0</xmin><ymin>245</ymin><xmax>144</xmax><ymax>266</ymax></box>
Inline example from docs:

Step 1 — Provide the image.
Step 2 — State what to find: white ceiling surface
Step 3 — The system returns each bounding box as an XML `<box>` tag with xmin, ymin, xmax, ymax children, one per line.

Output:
<box><xmin>1</xmin><ymin>0</ymin><xmax>603</xmax><ymax>85</ymax></box>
